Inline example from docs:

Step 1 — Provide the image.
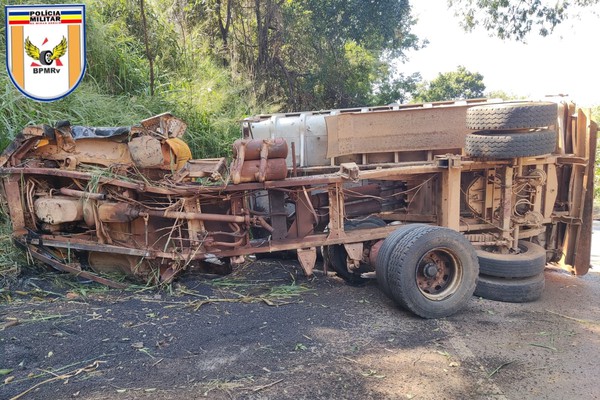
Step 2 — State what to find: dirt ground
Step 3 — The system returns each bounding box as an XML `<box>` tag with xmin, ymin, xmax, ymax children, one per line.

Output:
<box><xmin>1</xmin><ymin>224</ymin><xmax>600</xmax><ymax>400</ymax></box>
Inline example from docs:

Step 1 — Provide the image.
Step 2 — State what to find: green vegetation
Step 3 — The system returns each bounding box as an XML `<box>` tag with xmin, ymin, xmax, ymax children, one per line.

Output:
<box><xmin>0</xmin><ymin>0</ymin><xmax>262</xmax><ymax>158</ymax></box>
<box><xmin>0</xmin><ymin>0</ymin><xmax>597</xmax><ymax>284</ymax></box>
<box><xmin>412</xmin><ymin>65</ymin><xmax>485</xmax><ymax>102</ymax></box>
<box><xmin>0</xmin><ymin>0</ymin><xmax>429</xmax><ymax>156</ymax></box>
<box><xmin>0</xmin><ymin>0</ymin><xmax>425</xmax><ymax>284</ymax></box>
<box><xmin>448</xmin><ymin>0</ymin><xmax>599</xmax><ymax>41</ymax></box>
<box><xmin>0</xmin><ymin>213</ymin><xmax>24</xmax><ymax>288</ymax></box>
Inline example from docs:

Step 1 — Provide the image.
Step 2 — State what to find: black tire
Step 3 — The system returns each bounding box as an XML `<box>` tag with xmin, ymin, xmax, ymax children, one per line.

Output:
<box><xmin>327</xmin><ymin>218</ymin><xmax>386</xmax><ymax>285</ymax></box>
<box><xmin>466</xmin><ymin>102</ymin><xmax>557</xmax><ymax>130</ymax></box>
<box><xmin>477</xmin><ymin>241</ymin><xmax>547</xmax><ymax>278</ymax></box>
<box><xmin>39</xmin><ymin>50</ymin><xmax>53</xmax><ymax>66</ymax></box>
<box><xmin>465</xmin><ymin>130</ymin><xmax>556</xmax><ymax>159</ymax></box>
<box><xmin>474</xmin><ymin>273</ymin><xmax>545</xmax><ymax>303</ymax></box>
<box><xmin>345</xmin><ymin>216</ymin><xmax>387</xmax><ymax>229</ymax></box>
<box><xmin>386</xmin><ymin>226</ymin><xmax>479</xmax><ymax>318</ymax></box>
<box><xmin>376</xmin><ymin>224</ymin><xmax>428</xmax><ymax>298</ymax></box>
<box><xmin>326</xmin><ymin>245</ymin><xmax>365</xmax><ymax>285</ymax></box>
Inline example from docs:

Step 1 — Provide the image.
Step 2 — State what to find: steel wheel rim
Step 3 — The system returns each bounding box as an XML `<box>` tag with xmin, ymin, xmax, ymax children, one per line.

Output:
<box><xmin>415</xmin><ymin>248</ymin><xmax>463</xmax><ymax>301</ymax></box>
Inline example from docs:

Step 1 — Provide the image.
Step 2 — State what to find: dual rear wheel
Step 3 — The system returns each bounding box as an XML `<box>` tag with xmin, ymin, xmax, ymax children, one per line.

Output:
<box><xmin>374</xmin><ymin>226</ymin><xmax>547</xmax><ymax>317</ymax></box>
<box><xmin>376</xmin><ymin>225</ymin><xmax>479</xmax><ymax>319</ymax></box>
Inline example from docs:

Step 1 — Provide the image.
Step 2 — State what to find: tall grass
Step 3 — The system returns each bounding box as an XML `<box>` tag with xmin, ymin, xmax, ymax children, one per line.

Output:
<box><xmin>164</xmin><ymin>56</ymin><xmax>262</xmax><ymax>158</ymax></box>
<box><xmin>0</xmin><ymin>211</ymin><xmax>26</xmax><ymax>288</ymax></box>
<box><xmin>0</xmin><ymin>0</ymin><xmax>265</xmax><ymax>156</ymax></box>
<box><xmin>0</xmin><ymin>74</ymin><xmax>170</xmax><ymax>146</ymax></box>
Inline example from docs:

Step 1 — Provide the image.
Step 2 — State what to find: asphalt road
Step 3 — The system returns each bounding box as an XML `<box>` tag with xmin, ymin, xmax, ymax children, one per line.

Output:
<box><xmin>591</xmin><ymin>220</ymin><xmax>600</xmax><ymax>269</ymax></box>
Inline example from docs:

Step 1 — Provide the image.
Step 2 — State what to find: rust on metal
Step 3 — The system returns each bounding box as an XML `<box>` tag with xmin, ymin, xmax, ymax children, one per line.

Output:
<box><xmin>368</xmin><ymin>239</ymin><xmax>384</xmax><ymax>268</ymax></box>
<box><xmin>297</xmin><ymin>247</ymin><xmax>317</xmax><ymax>277</ymax></box>
<box><xmin>174</xmin><ymin>158</ymin><xmax>226</xmax><ymax>182</ymax></box>
<box><xmin>0</xmin><ymin>101</ymin><xmax>594</xmax><ymax>288</ymax></box>
<box><xmin>230</xmin><ymin>138</ymin><xmax>289</xmax><ymax>184</ymax></box>
<box><xmin>325</xmin><ymin>104</ymin><xmax>477</xmax><ymax>159</ymax></box>
<box><xmin>559</xmin><ymin>109</ymin><xmax>597</xmax><ymax>275</ymax></box>
<box><xmin>343</xmin><ymin>242</ymin><xmax>364</xmax><ymax>271</ymax></box>
<box><xmin>1</xmin><ymin>176</ymin><xmax>26</xmax><ymax>233</ymax></box>
<box><xmin>20</xmin><ymin>240</ymin><xmax>128</xmax><ymax>289</ymax></box>
<box><xmin>33</xmin><ymin>139</ymin><xmax>134</xmax><ymax>167</ymax></box>
<box><xmin>140</xmin><ymin>112</ymin><xmax>187</xmax><ymax>139</ymax></box>
<box><xmin>232</xmin><ymin>138</ymin><xmax>288</xmax><ymax>160</ymax></box>
<box><xmin>231</xmin><ymin>158</ymin><xmax>288</xmax><ymax>184</ymax></box>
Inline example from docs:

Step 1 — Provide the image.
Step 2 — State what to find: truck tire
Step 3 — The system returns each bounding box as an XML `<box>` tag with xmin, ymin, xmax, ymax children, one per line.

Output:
<box><xmin>466</xmin><ymin>102</ymin><xmax>557</xmax><ymax>130</ymax></box>
<box><xmin>465</xmin><ymin>130</ymin><xmax>556</xmax><ymax>159</ymax></box>
<box><xmin>386</xmin><ymin>226</ymin><xmax>479</xmax><ymax>318</ymax></box>
<box><xmin>345</xmin><ymin>216</ymin><xmax>387</xmax><ymax>230</ymax></box>
<box><xmin>477</xmin><ymin>241</ymin><xmax>547</xmax><ymax>278</ymax></box>
<box><xmin>327</xmin><ymin>217</ymin><xmax>386</xmax><ymax>285</ymax></box>
<box><xmin>474</xmin><ymin>273</ymin><xmax>545</xmax><ymax>303</ymax></box>
<box><xmin>376</xmin><ymin>224</ymin><xmax>428</xmax><ymax>297</ymax></box>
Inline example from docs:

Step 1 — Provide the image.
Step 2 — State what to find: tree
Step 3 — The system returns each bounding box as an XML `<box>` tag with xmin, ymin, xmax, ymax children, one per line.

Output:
<box><xmin>183</xmin><ymin>0</ymin><xmax>423</xmax><ymax>110</ymax></box>
<box><xmin>139</xmin><ymin>0</ymin><xmax>154</xmax><ymax>96</ymax></box>
<box><xmin>278</xmin><ymin>0</ymin><xmax>424</xmax><ymax>109</ymax></box>
<box><xmin>412</xmin><ymin>66</ymin><xmax>485</xmax><ymax>102</ymax></box>
<box><xmin>448</xmin><ymin>0</ymin><xmax>599</xmax><ymax>41</ymax></box>
<box><xmin>90</xmin><ymin>0</ymin><xmax>178</xmax><ymax>95</ymax></box>
<box><xmin>371</xmin><ymin>72</ymin><xmax>422</xmax><ymax>105</ymax></box>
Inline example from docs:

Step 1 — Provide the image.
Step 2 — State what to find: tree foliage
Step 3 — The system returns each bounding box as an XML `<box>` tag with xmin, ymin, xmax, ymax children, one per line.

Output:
<box><xmin>412</xmin><ymin>66</ymin><xmax>485</xmax><ymax>102</ymax></box>
<box><xmin>0</xmin><ymin>0</ymin><xmax>427</xmax><ymax>156</ymax></box>
<box><xmin>184</xmin><ymin>0</ymin><xmax>423</xmax><ymax>109</ymax></box>
<box><xmin>0</xmin><ymin>0</ymin><xmax>255</xmax><ymax>157</ymax></box>
<box><xmin>448</xmin><ymin>0</ymin><xmax>599</xmax><ymax>41</ymax></box>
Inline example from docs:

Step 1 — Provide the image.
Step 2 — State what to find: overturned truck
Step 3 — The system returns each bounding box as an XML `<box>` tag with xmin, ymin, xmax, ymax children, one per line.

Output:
<box><xmin>0</xmin><ymin>100</ymin><xmax>596</xmax><ymax>318</ymax></box>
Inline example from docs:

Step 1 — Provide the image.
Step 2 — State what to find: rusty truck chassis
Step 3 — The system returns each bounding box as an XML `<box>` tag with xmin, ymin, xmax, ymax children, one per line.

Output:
<box><xmin>0</xmin><ymin>101</ymin><xmax>596</xmax><ymax>318</ymax></box>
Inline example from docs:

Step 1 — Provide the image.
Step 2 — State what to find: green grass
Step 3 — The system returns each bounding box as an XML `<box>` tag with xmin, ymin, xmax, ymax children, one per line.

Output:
<box><xmin>0</xmin><ymin>215</ymin><xmax>26</xmax><ymax>288</ymax></box>
<box><xmin>0</xmin><ymin>0</ymin><xmax>266</xmax><ymax>283</ymax></box>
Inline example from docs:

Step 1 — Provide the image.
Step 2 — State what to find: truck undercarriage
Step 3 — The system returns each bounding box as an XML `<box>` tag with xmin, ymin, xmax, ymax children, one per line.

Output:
<box><xmin>1</xmin><ymin>100</ymin><xmax>596</xmax><ymax>317</ymax></box>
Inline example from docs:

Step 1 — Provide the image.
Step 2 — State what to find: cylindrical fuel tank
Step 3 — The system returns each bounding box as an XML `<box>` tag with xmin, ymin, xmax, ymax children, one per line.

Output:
<box><xmin>232</xmin><ymin>138</ymin><xmax>288</xmax><ymax>160</ymax></box>
<box><xmin>233</xmin><ymin>158</ymin><xmax>288</xmax><ymax>183</ymax></box>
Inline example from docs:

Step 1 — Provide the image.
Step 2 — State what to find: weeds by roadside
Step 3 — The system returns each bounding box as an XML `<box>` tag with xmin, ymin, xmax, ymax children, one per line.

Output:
<box><xmin>0</xmin><ymin>213</ymin><xmax>25</xmax><ymax>289</ymax></box>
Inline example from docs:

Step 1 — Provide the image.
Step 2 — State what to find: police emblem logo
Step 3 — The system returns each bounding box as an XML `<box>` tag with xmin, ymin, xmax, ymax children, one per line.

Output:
<box><xmin>5</xmin><ymin>4</ymin><xmax>86</xmax><ymax>102</ymax></box>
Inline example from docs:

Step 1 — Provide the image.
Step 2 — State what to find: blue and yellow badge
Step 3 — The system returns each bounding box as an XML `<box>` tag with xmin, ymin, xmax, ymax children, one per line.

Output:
<box><xmin>5</xmin><ymin>4</ymin><xmax>86</xmax><ymax>102</ymax></box>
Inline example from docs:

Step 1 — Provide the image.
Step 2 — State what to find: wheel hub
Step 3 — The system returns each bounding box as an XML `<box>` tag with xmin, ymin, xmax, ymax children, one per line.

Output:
<box><xmin>416</xmin><ymin>248</ymin><xmax>462</xmax><ymax>301</ymax></box>
<box><xmin>423</xmin><ymin>263</ymin><xmax>439</xmax><ymax>278</ymax></box>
